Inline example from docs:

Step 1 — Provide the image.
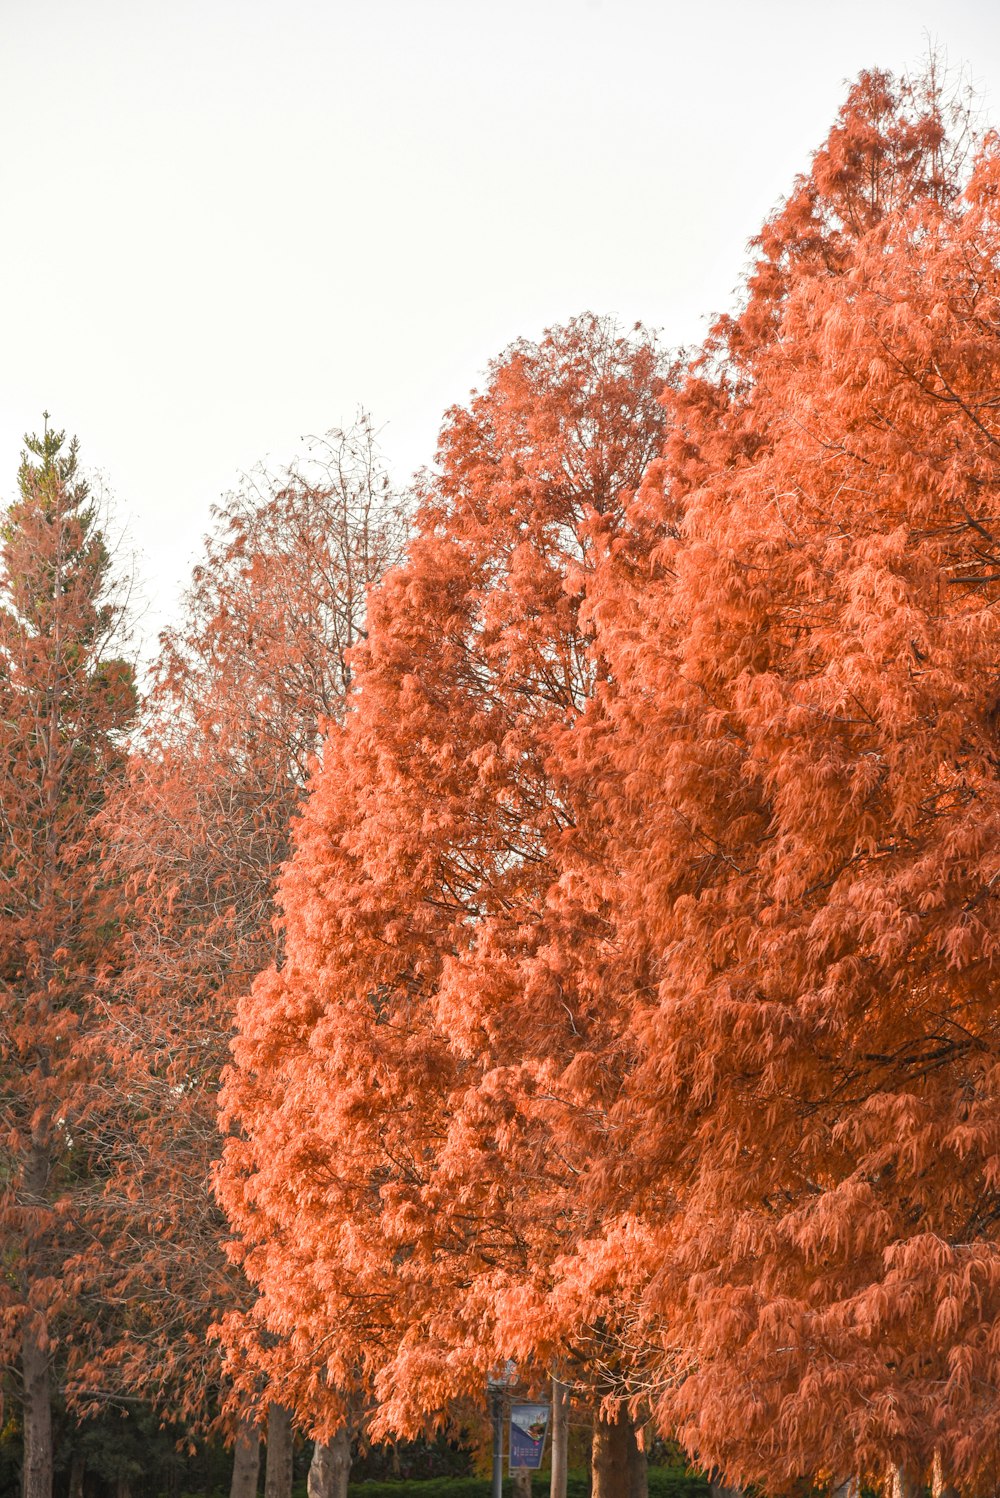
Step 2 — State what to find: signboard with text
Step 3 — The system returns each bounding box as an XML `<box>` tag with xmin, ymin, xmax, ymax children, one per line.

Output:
<box><xmin>509</xmin><ymin>1403</ymin><xmax>550</xmax><ymax>1470</ymax></box>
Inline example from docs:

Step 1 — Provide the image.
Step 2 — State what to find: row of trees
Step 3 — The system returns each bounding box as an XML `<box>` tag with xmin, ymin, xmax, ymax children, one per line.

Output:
<box><xmin>0</xmin><ymin>416</ymin><xmax>410</xmax><ymax>1496</ymax></box>
<box><xmin>5</xmin><ymin>58</ymin><xmax>1000</xmax><ymax>1498</ymax></box>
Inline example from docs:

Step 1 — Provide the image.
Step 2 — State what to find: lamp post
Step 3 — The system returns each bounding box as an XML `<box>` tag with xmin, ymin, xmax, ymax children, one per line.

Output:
<box><xmin>489</xmin><ymin>1382</ymin><xmax>504</xmax><ymax>1498</ymax></box>
<box><xmin>486</xmin><ymin>1360</ymin><xmax>517</xmax><ymax>1498</ymax></box>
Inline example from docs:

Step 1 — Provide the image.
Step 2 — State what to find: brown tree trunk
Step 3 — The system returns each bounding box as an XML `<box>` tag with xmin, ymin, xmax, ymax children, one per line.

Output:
<box><xmin>265</xmin><ymin>1405</ymin><xmax>294</xmax><ymax>1498</ymax></box>
<box><xmin>893</xmin><ymin>1470</ymin><xmax>923</xmax><ymax>1498</ymax></box>
<box><xmin>709</xmin><ymin>1479</ymin><xmax>746</xmax><ymax>1498</ymax></box>
<box><xmin>67</xmin><ymin>1452</ymin><xmax>85</xmax><ymax>1498</ymax></box>
<box><xmin>627</xmin><ymin>1418</ymin><xmax>647</xmax><ymax>1498</ymax></box>
<box><xmin>307</xmin><ymin>1431</ymin><xmax>351</xmax><ymax>1498</ymax></box>
<box><xmin>21</xmin><ymin>1315</ymin><xmax>53</xmax><ymax>1498</ymax></box>
<box><xmin>931</xmin><ymin>1454</ymin><xmax>958</xmax><ymax>1498</ymax></box>
<box><xmin>512</xmin><ymin>1470</ymin><xmax>532</xmax><ymax>1498</ymax></box>
<box><xmin>229</xmin><ymin>1418</ymin><xmax>261</xmax><ymax>1498</ymax></box>
<box><xmin>550</xmin><ymin>1378</ymin><xmax>569</xmax><ymax>1498</ymax></box>
<box><xmin>592</xmin><ymin>1406</ymin><xmax>631</xmax><ymax>1498</ymax></box>
<box><xmin>329</xmin><ymin>1429</ymin><xmax>351</xmax><ymax>1498</ymax></box>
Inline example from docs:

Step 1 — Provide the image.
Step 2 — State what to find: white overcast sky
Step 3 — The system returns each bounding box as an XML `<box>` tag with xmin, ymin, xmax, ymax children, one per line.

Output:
<box><xmin>2</xmin><ymin>0</ymin><xmax>999</xmax><ymax>655</ymax></box>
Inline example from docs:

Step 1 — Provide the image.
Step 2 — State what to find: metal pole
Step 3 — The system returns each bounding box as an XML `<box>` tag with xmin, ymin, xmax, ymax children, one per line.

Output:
<box><xmin>491</xmin><ymin>1387</ymin><xmax>504</xmax><ymax>1498</ymax></box>
<box><xmin>550</xmin><ymin>1376</ymin><xmax>568</xmax><ymax>1498</ymax></box>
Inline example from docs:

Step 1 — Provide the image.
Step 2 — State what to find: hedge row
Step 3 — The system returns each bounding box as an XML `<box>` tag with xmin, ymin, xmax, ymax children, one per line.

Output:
<box><xmin>343</xmin><ymin>1466</ymin><xmax>711</xmax><ymax>1498</ymax></box>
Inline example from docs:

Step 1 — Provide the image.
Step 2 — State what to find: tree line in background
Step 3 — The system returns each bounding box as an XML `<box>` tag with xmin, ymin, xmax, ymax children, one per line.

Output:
<box><xmin>4</xmin><ymin>60</ymin><xmax>1000</xmax><ymax>1498</ymax></box>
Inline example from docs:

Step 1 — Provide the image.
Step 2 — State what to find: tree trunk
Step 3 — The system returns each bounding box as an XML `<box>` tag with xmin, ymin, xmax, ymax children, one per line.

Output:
<box><xmin>709</xmin><ymin>1482</ymin><xmax>745</xmax><ymax>1498</ymax></box>
<box><xmin>229</xmin><ymin>1418</ymin><xmax>261</xmax><ymax>1498</ymax></box>
<box><xmin>21</xmin><ymin>1315</ymin><xmax>53</xmax><ymax>1498</ymax></box>
<box><xmin>67</xmin><ymin>1451</ymin><xmax>85</xmax><ymax>1498</ymax></box>
<box><xmin>627</xmin><ymin>1418</ymin><xmax>647</xmax><ymax>1498</ymax></box>
<box><xmin>709</xmin><ymin>1479</ymin><xmax>747</xmax><ymax>1498</ymax></box>
<box><xmin>550</xmin><ymin>1379</ymin><xmax>569</xmax><ymax>1498</ymax></box>
<box><xmin>512</xmin><ymin>1470</ymin><xmax>532</xmax><ymax>1498</ymax></box>
<box><xmin>331</xmin><ymin>1429</ymin><xmax>351</xmax><ymax>1498</ymax></box>
<box><xmin>592</xmin><ymin>1407</ymin><xmax>631</xmax><ymax>1498</ymax></box>
<box><xmin>308</xmin><ymin>1431</ymin><xmax>351</xmax><ymax>1498</ymax></box>
<box><xmin>265</xmin><ymin>1405</ymin><xmax>294</xmax><ymax>1498</ymax></box>
<box><xmin>931</xmin><ymin>1452</ymin><xmax>958</xmax><ymax>1498</ymax></box>
<box><xmin>893</xmin><ymin>1470</ymin><xmax>923</xmax><ymax>1498</ymax></box>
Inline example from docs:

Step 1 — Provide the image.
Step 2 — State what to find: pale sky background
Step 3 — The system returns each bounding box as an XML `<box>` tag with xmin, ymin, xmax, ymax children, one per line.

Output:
<box><xmin>2</xmin><ymin>0</ymin><xmax>999</xmax><ymax>656</ymax></box>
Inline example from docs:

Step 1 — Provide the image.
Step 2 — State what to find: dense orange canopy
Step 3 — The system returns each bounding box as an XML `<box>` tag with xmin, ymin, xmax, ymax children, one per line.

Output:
<box><xmin>585</xmin><ymin>71</ymin><xmax>1000</xmax><ymax>1490</ymax></box>
<box><xmin>220</xmin><ymin>65</ymin><xmax>1000</xmax><ymax>1494</ymax></box>
<box><xmin>216</xmin><ymin>315</ymin><xmax>671</xmax><ymax>1438</ymax></box>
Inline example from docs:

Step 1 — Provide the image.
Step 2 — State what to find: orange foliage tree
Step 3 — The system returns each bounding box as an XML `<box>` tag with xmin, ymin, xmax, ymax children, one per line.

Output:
<box><xmin>215</xmin><ymin>315</ymin><xmax>670</xmax><ymax>1485</ymax></box>
<box><xmin>582</xmin><ymin>67</ymin><xmax>1000</xmax><ymax>1492</ymax></box>
<box><xmin>0</xmin><ymin>424</ymin><xmax>135</xmax><ymax>1498</ymax></box>
<box><xmin>100</xmin><ymin>421</ymin><xmax>405</xmax><ymax>1473</ymax></box>
<box><xmin>212</xmin><ymin>62</ymin><xmax>1000</xmax><ymax>1498</ymax></box>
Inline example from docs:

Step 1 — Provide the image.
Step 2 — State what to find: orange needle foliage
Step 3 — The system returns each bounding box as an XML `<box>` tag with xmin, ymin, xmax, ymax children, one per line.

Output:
<box><xmin>216</xmin><ymin>315</ymin><xmax>671</xmax><ymax>1453</ymax></box>
<box><xmin>100</xmin><ymin>423</ymin><xmax>405</xmax><ymax>1434</ymax></box>
<box><xmin>0</xmin><ymin>425</ymin><xmax>136</xmax><ymax>1498</ymax></box>
<box><xmin>14</xmin><ymin>59</ymin><xmax>1000</xmax><ymax>1496</ymax></box>
<box><xmin>584</xmin><ymin>68</ymin><xmax>1000</xmax><ymax>1491</ymax></box>
<box><xmin>212</xmin><ymin>62</ymin><xmax>1000</xmax><ymax>1497</ymax></box>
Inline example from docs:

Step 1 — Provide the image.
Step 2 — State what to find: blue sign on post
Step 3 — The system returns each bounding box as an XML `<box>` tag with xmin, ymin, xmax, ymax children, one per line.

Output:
<box><xmin>509</xmin><ymin>1403</ymin><xmax>550</xmax><ymax>1471</ymax></box>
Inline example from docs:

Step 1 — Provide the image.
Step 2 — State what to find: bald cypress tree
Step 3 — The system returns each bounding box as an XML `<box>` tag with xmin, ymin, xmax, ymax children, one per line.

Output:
<box><xmin>0</xmin><ymin>421</ymin><xmax>135</xmax><ymax>1498</ymax></box>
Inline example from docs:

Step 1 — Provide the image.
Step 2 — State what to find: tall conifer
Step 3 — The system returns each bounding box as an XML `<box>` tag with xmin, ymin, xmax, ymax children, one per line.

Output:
<box><xmin>0</xmin><ymin>422</ymin><xmax>134</xmax><ymax>1498</ymax></box>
